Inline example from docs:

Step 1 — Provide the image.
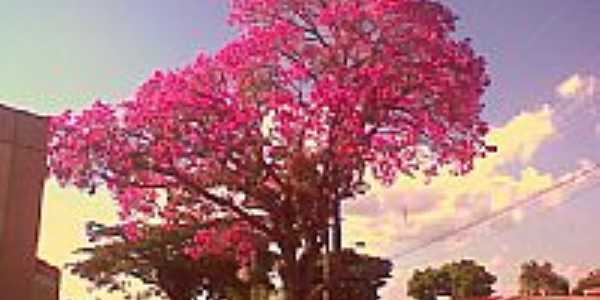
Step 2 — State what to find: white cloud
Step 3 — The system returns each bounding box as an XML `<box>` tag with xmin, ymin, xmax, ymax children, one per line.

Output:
<box><xmin>550</xmin><ymin>73</ymin><xmax>600</xmax><ymax>139</ymax></box>
<box><xmin>342</xmin><ymin>106</ymin><xmax>589</xmax><ymax>298</ymax></box>
<box><xmin>556</xmin><ymin>74</ymin><xmax>597</xmax><ymax>99</ymax></box>
<box><xmin>344</xmin><ymin>106</ymin><xmax>559</xmax><ymax>255</ymax></box>
<box><xmin>554</xmin><ymin>74</ymin><xmax>600</xmax><ymax>123</ymax></box>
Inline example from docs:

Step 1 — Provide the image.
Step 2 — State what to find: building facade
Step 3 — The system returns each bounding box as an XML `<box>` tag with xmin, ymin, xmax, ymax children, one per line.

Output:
<box><xmin>0</xmin><ymin>104</ymin><xmax>59</xmax><ymax>300</ymax></box>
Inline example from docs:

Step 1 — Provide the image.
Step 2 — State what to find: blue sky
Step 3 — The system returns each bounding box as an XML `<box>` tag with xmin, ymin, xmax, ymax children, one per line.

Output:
<box><xmin>1</xmin><ymin>1</ymin><xmax>600</xmax><ymax>299</ymax></box>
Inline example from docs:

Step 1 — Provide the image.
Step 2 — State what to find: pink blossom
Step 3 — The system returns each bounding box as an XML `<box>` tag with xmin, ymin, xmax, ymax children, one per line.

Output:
<box><xmin>48</xmin><ymin>0</ymin><xmax>493</xmax><ymax>265</ymax></box>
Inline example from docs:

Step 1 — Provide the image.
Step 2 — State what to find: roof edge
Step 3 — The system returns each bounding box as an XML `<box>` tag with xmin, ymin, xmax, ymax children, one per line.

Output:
<box><xmin>0</xmin><ymin>103</ymin><xmax>48</xmax><ymax>119</ymax></box>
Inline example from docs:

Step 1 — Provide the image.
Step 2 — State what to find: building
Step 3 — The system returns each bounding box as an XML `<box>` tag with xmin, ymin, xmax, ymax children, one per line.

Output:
<box><xmin>0</xmin><ymin>104</ymin><xmax>59</xmax><ymax>300</ymax></box>
<box><xmin>33</xmin><ymin>259</ymin><xmax>61</xmax><ymax>300</ymax></box>
<box><xmin>584</xmin><ymin>288</ymin><xmax>600</xmax><ymax>297</ymax></box>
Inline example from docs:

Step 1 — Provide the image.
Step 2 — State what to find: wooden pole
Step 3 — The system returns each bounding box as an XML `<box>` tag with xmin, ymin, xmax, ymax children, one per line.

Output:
<box><xmin>323</xmin><ymin>199</ymin><xmax>342</xmax><ymax>300</ymax></box>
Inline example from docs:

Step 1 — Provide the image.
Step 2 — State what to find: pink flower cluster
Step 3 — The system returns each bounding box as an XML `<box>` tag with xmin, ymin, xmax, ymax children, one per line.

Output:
<box><xmin>184</xmin><ymin>222</ymin><xmax>257</xmax><ymax>265</ymax></box>
<box><xmin>48</xmin><ymin>0</ymin><xmax>494</xmax><ymax>263</ymax></box>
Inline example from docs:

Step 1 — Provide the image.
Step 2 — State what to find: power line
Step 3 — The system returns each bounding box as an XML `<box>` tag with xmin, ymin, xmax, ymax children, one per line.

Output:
<box><xmin>392</xmin><ymin>173</ymin><xmax>600</xmax><ymax>271</ymax></box>
<box><xmin>390</xmin><ymin>162</ymin><xmax>600</xmax><ymax>260</ymax></box>
<box><xmin>387</xmin><ymin>91</ymin><xmax>600</xmax><ymax>260</ymax></box>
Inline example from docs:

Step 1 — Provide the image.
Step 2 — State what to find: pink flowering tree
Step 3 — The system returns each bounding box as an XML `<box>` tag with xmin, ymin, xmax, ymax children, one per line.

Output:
<box><xmin>48</xmin><ymin>0</ymin><xmax>493</xmax><ymax>299</ymax></box>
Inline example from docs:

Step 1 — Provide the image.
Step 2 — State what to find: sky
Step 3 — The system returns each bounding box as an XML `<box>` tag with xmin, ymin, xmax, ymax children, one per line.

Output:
<box><xmin>1</xmin><ymin>1</ymin><xmax>600</xmax><ymax>299</ymax></box>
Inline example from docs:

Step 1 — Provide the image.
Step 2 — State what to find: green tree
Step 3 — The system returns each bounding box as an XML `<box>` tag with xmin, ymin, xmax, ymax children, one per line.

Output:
<box><xmin>573</xmin><ymin>269</ymin><xmax>600</xmax><ymax>295</ymax></box>
<box><xmin>408</xmin><ymin>260</ymin><xmax>496</xmax><ymax>300</ymax></box>
<box><xmin>519</xmin><ymin>260</ymin><xmax>569</xmax><ymax>296</ymax></box>
<box><xmin>407</xmin><ymin>267</ymin><xmax>440</xmax><ymax>300</ymax></box>
<box><xmin>328</xmin><ymin>249</ymin><xmax>393</xmax><ymax>300</ymax></box>
<box><xmin>441</xmin><ymin>260</ymin><xmax>496</xmax><ymax>299</ymax></box>
<box><xmin>69</xmin><ymin>221</ymin><xmax>274</xmax><ymax>300</ymax></box>
<box><xmin>72</xmin><ymin>222</ymin><xmax>392</xmax><ymax>300</ymax></box>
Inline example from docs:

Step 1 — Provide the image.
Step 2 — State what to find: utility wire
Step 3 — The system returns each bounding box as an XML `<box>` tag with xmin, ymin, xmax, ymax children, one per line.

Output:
<box><xmin>390</xmin><ymin>162</ymin><xmax>600</xmax><ymax>260</ymax></box>
<box><xmin>391</xmin><ymin>173</ymin><xmax>600</xmax><ymax>270</ymax></box>
<box><xmin>387</xmin><ymin>89</ymin><xmax>600</xmax><ymax>260</ymax></box>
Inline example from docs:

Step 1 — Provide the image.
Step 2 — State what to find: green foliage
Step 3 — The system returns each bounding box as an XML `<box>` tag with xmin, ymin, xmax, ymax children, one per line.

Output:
<box><xmin>407</xmin><ymin>259</ymin><xmax>496</xmax><ymax>300</ymax></box>
<box><xmin>71</xmin><ymin>221</ymin><xmax>393</xmax><ymax>300</ymax></box>
<box><xmin>440</xmin><ymin>259</ymin><xmax>497</xmax><ymax>298</ymax></box>
<box><xmin>519</xmin><ymin>260</ymin><xmax>569</xmax><ymax>296</ymax></box>
<box><xmin>328</xmin><ymin>249</ymin><xmax>394</xmax><ymax>300</ymax></box>
<box><xmin>69</xmin><ymin>222</ymin><xmax>274</xmax><ymax>300</ymax></box>
<box><xmin>407</xmin><ymin>267</ymin><xmax>440</xmax><ymax>300</ymax></box>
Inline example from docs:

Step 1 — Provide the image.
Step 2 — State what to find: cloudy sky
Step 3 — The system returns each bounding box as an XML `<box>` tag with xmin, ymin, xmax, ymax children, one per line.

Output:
<box><xmin>2</xmin><ymin>1</ymin><xmax>600</xmax><ymax>299</ymax></box>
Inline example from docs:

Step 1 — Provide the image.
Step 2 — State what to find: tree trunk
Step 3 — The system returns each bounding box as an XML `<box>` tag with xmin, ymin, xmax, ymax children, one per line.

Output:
<box><xmin>162</xmin><ymin>284</ymin><xmax>192</xmax><ymax>300</ymax></box>
<box><xmin>158</xmin><ymin>268</ymin><xmax>194</xmax><ymax>300</ymax></box>
<box><xmin>281</xmin><ymin>244</ymin><xmax>303</xmax><ymax>300</ymax></box>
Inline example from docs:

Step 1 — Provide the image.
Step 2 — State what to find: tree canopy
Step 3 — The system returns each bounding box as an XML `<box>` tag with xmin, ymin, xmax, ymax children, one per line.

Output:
<box><xmin>519</xmin><ymin>260</ymin><xmax>570</xmax><ymax>296</ymax></box>
<box><xmin>407</xmin><ymin>267</ymin><xmax>440</xmax><ymax>300</ymax></box>
<box><xmin>72</xmin><ymin>222</ymin><xmax>392</xmax><ymax>300</ymax></box>
<box><xmin>69</xmin><ymin>222</ymin><xmax>273</xmax><ymax>300</ymax></box>
<box><xmin>407</xmin><ymin>259</ymin><xmax>496</xmax><ymax>300</ymax></box>
<box><xmin>48</xmin><ymin>0</ymin><xmax>492</xmax><ymax>299</ymax></box>
<box><xmin>327</xmin><ymin>249</ymin><xmax>393</xmax><ymax>300</ymax></box>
